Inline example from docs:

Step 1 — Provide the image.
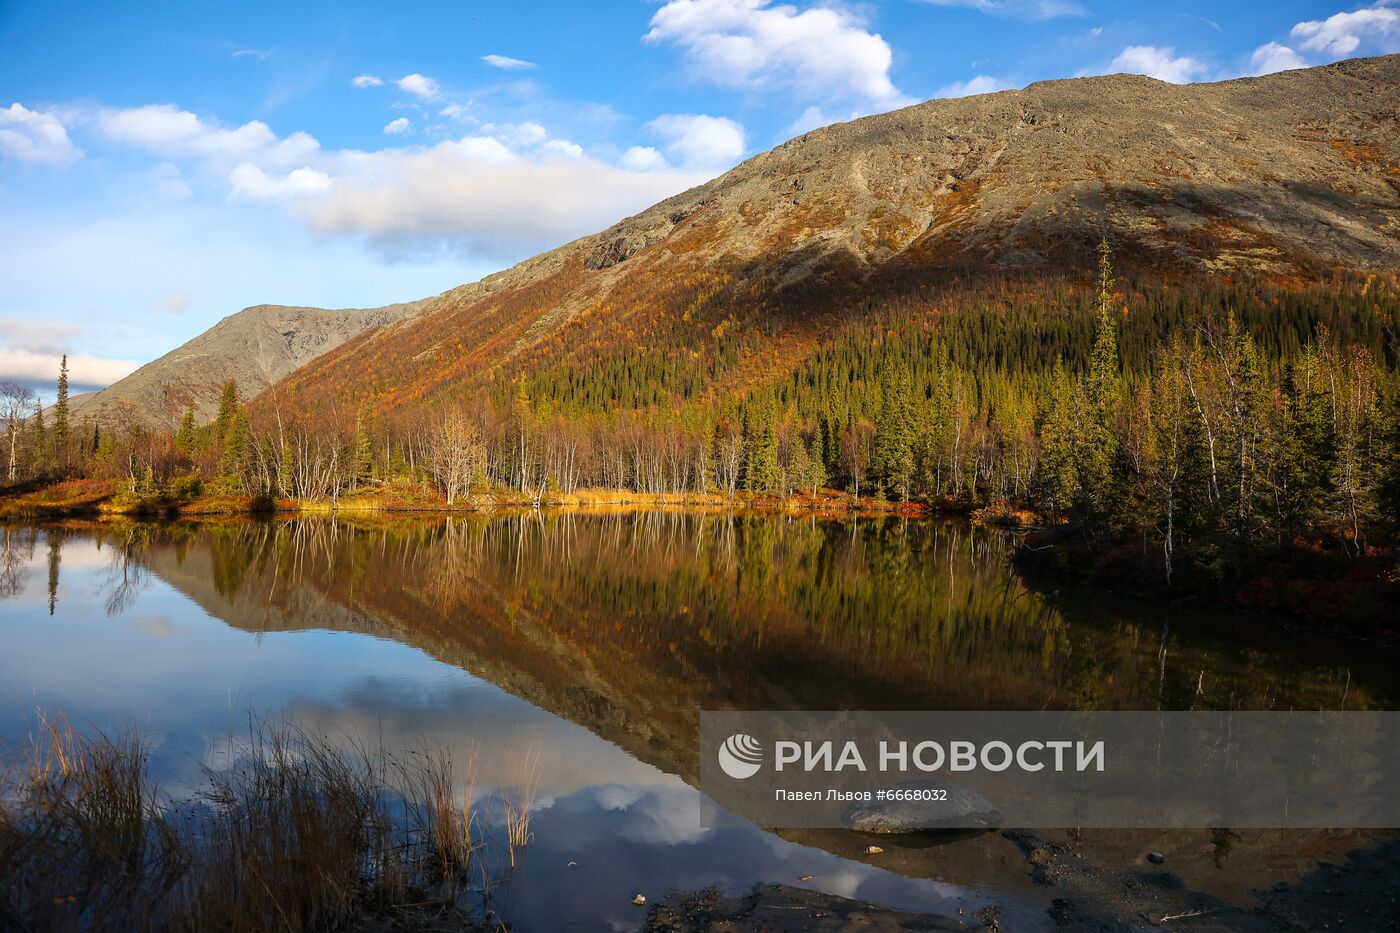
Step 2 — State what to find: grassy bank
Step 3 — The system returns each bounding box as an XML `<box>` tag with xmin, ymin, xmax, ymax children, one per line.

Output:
<box><xmin>0</xmin><ymin>716</ymin><xmax>532</xmax><ymax>933</ymax></box>
<box><xmin>0</xmin><ymin>477</ymin><xmax>926</xmax><ymax>520</ymax></box>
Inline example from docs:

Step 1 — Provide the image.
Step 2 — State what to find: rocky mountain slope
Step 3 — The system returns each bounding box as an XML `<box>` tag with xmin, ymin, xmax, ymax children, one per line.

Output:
<box><xmin>271</xmin><ymin>55</ymin><xmax>1400</xmax><ymax>416</ymax></box>
<box><xmin>71</xmin><ymin>302</ymin><xmax>421</xmax><ymax>429</ymax></box>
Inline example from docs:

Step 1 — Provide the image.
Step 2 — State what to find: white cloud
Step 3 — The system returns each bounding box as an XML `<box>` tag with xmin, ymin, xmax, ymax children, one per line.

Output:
<box><xmin>0</xmin><ymin>103</ymin><xmax>82</xmax><ymax>167</ymax></box>
<box><xmin>645</xmin><ymin>0</ymin><xmax>912</xmax><ymax>110</ymax></box>
<box><xmin>0</xmin><ymin>349</ymin><xmax>139</xmax><ymax>387</ymax></box>
<box><xmin>1290</xmin><ymin>4</ymin><xmax>1400</xmax><ymax>57</ymax></box>
<box><xmin>621</xmin><ymin>146</ymin><xmax>669</xmax><ymax>172</ymax></box>
<box><xmin>383</xmin><ymin>117</ymin><xmax>412</xmax><ymax>135</ymax></box>
<box><xmin>935</xmin><ymin>74</ymin><xmax>1010</xmax><ymax>97</ymax></box>
<box><xmin>1106</xmin><ymin>45</ymin><xmax>1211</xmax><ymax>83</ymax></box>
<box><xmin>1249</xmin><ymin>41</ymin><xmax>1309</xmax><ymax>75</ymax></box>
<box><xmin>228</xmin><ymin>163</ymin><xmax>333</xmax><ymax>201</ymax></box>
<box><xmin>351</xmin><ymin>74</ymin><xmax>384</xmax><ymax>88</ymax></box>
<box><xmin>231</xmin><ymin>47</ymin><xmax>271</xmax><ymax>60</ymax></box>
<box><xmin>0</xmin><ymin>317</ymin><xmax>82</xmax><ymax>354</ymax></box>
<box><xmin>299</xmin><ymin>138</ymin><xmax>709</xmax><ymax>260</ymax></box>
<box><xmin>98</xmin><ymin>104</ymin><xmax>320</xmax><ymax>168</ymax></box>
<box><xmin>646</xmin><ymin>113</ymin><xmax>745</xmax><ymax>172</ymax></box>
<box><xmin>396</xmin><ymin>73</ymin><xmax>441</xmax><ymax>100</ymax></box>
<box><xmin>152</xmin><ymin>292</ymin><xmax>190</xmax><ymax>313</ymax></box>
<box><xmin>916</xmin><ymin>0</ymin><xmax>1086</xmax><ymax>19</ymax></box>
<box><xmin>439</xmin><ymin>103</ymin><xmax>472</xmax><ymax>120</ymax></box>
<box><xmin>482</xmin><ymin>54</ymin><xmax>537</xmax><ymax>70</ymax></box>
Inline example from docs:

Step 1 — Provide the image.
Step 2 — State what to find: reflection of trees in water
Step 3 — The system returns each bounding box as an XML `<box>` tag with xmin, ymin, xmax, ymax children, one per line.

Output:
<box><xmin>97</xmin><ymin>524</ymin><xmax>160</xmax><ymax>617</ymax></box>
<box><xmin>98</xmin><ymin>515</ymin><xmax>1383</xmax><ymax>712</ymax></box>
<box><xmin>0</xmin><ymin>525</ymin><xmax>37</xmax><ymax>600</ymax></box>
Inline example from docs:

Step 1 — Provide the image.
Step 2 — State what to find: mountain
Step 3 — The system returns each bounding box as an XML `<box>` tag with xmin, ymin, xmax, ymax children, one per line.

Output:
<box><xmin>270</xmin><ymin>55</ymin><xmax>1400</xmax><ymax>416</ymax></box>
<box><xmin>71</xmin><ymin>302</ymin><xmax>421</xmax><ymax>429</ymax></box>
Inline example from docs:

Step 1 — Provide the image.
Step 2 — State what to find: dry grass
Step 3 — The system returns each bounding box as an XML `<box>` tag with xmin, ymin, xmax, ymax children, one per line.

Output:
<box><xmin>0</xmin><ymin>716</ymin><xmax>531</xmax><ymax>932</ymax></box>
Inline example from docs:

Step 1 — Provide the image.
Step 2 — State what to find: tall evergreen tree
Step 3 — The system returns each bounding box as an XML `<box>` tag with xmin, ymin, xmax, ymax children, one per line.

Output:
<box><xmin>213</xmin><ymin>381</ymin><xmax>240</xmax><ymax>444</ymax></box>
<box><xmin>53</xmin><ymin>355</ymin><xmax>70</xmax><ymax>470</ymax></box>
<box><xmin>873</xmin><ymin>358</ymin><xmax>914</xmax><ymax>500</ymax></box>
<box><xmin>175</xmin><ymin>404</ymin><xmax>197</xmax><ymax>455</ymax></box>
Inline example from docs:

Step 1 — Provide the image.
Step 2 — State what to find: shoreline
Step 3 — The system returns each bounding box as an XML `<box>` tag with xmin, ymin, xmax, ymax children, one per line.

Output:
<box><xmin>4</xmin><ymin>478</ymin><xmax>1394</xmax><ymax>641</ymax></box>
<box><xmin>0</xmin><ymin>477</ymin><xmax>936</xmax><ymax>521</ymax></box>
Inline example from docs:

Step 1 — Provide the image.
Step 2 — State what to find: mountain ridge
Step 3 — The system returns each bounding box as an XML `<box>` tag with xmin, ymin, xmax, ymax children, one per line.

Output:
<box><xmin>266</xmin><ymin>55</ymin><xmax>1400</xmax><ymax>416</ymax></box>
<box><xmin>70</xmin><ymin>301</ymin><xmax>423</xmax><ymax>429</ymax></box>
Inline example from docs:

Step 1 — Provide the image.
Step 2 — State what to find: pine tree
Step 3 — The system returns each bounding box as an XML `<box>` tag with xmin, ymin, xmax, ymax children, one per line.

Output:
<box><xmin>29</xmin><ymin>402</ymin><xmax>46</xmax><ymax>472</ymax></box>
<box><xmin>53</xmin><ymin>355</ymin><xmax>70</xmax><ymax>471</ymax></box>
<box><xmin>1035</xmin><ymin>363</ymin><xmax>1081</xmax><ymax>519</ymax></box>
<box><xmin>745</xmin><ymin>403</ymin><xmax>780</xmax><ymax>493</ymax></box>
<box><xmin>1075</xmin><ymin>239</ymin><xmax>1123</xmax><ymax>524</ymax></box>
<box><xmin>1277</xmin><ymin>351</ymin><xmax>1335</xmax><ymax>534</ymax></box>
<box><xmin>805</xmin><ymin>436</ymin><xmax>828</xmax><ymax>498</ymax></box>
<box><xmin>213</xmin><ymin>381</ymin><xmax>240</xmax><ymax>443</ymax></box>
<box><xmin>873</xmin><ymin>359</ymin><xmax>915</xmax><ymax>500</ymax></box>
<box><xmin>216</xmin><ymin>411</ymin><xmax>251</xmax><ymax>494</ymax></box>
<box><xmin>175</xmin><ymin>404</ymin><xmax>197</xmax><ymax>455</ymax></box>
<box><xmin>1375</xmin><ymin>391</ymin><xmax>1400</xmax><ymax>527</ymax></box>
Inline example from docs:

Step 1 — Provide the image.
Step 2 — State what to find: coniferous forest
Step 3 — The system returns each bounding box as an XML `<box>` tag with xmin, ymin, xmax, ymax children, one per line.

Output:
<box><xmin>4</xmin><ymin>246</ymin><xmax>1399</xmax><ymax>616</ymax></box>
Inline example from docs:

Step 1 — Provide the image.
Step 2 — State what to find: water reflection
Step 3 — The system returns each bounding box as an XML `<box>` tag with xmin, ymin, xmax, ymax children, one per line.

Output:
<box><xmin>0</xmin><ymin>515</ymin><xmax>1394</xmax><ymax>930</ymax></box>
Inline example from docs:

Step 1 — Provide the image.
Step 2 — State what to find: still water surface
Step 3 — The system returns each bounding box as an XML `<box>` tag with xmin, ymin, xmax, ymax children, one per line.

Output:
<box><xmin>0</xmin><ymin>515</ymin><xmax>1393</xmax><ymax>930</ymax></box>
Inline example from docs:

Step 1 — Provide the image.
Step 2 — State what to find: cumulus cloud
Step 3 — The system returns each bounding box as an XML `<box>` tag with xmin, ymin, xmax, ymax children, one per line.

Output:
<box><xmin>1106</xmin><ymin>45</ymin><xmax>1211</xmax><ymax>83</ymax></box>
<box><xmin>482</xmin><ymin>54</ymin><xmax>537</xmax><ymax>70</ymax></box>
<box><xmin>916</xmin><ymin>0</ymin><xmax>1086</xmax><ymax>19</ymax></box>
<box><xmin>1289</xmin><ymin>3</ymin><xmax>1400</xmax><ymax>57</ymax></box>
<box><xmin>0</xmin><ymin>317</ymin><xmax>83</xmax><ymax>355</ymax></box>
<box><xmin>621</xmin><ymin>146</ymin><xmax>669</xmax><ymax>172</ymax></box>
<box><xmin>935</xmin><ymin>74</ymin><xmax>1010</xmax><ymax>98</ymax></box>
<box><xmin>645</xmin><ymin>0</ymin><xmax>912</xmax><ymax>110</ymax></box>
<box><xmin>228</xmin><ymin>163</ymin><xmax>333</xmax><ymax>201</ymax></box>
<box><xmin>1249</xmin><ymin>41</ymin><xmax>1309</xmax><ymax>75</ymax></box>
<box><xmin>298</xmin><ymin>138</ymin><xmax>708</xmax><ymax>260</ymax></box>
<box><xmin>0</xmin><ymin>349</ymin><xmax>140</xmax><ymax>387</ymax></box>
<box><xmin>396</xmin><ymin>73</ymin><xmax>441</xmax><ymax>100</ymax></box>
<box><xmin>351</xmin><ymin>74</ymin><xmax>383</xmax><ymax>88</ymax></box>
<box><xmin>152</xmin><ymin>292</ymin><xmax>190</xmax><ymax>313</ymax></box>
<box><xmin>0</xmin><ymin>103</ymin><xmax>82</xmax><ymax>167</ymax></box>
<box><xmin>383</xmin><ymin>117</ymin><xmax>412</xmax><ymax>135</ymax></box>
<box><xmin>98</xmin><ymin>104</ymin><xmax>320</xmax><ymax>167</ymax></box>
<box><xmin>645</xmin><ymin>113</ymin><xmax>745</xmax><ymax>172</ymax></box>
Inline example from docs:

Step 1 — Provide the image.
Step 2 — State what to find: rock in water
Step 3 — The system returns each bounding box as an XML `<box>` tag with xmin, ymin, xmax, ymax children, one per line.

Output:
<box><xmin>843</xmin><ymin>780</ymin><xmax>1002</xmax><ymax>833</ymax></box>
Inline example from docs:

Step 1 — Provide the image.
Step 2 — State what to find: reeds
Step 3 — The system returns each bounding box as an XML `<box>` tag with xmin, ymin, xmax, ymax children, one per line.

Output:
<box><xmin>0</xmin><ymin>715</ymin><xmax>533</xmax><ymax>932</ymax></box>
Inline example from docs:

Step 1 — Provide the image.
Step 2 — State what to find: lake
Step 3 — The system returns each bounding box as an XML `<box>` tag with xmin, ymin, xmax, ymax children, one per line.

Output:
<box><xmin>1</xmin><ymin>514</ymin><xmax>1393</xmax><ymax>930</ymax></box>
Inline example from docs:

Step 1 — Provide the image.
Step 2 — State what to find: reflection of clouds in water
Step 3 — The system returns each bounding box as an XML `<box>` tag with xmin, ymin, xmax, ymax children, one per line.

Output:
<box><xmin>601</xmin><ymin>784</ymin><xmax>717</xmax><ymax>846</ymax></box>
<box><xmin>139</xmin><ymin>616</ymin><xmax>180</xmax><ymax>638</ymax></box>
<box><xmin>813</xmin><ymin>867</ymin><xmax>864</xmax><ymax>899</ymax></box>
<box><xmin>284</xmin><ymin>675</ymin><xmax>686</xmax><ymax>803</ymax></box>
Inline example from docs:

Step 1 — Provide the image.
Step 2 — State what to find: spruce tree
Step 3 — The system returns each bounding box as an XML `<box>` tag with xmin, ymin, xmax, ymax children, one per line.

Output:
<box><xmin>873</xmin><ymin>359</ymin><xmax>914</xmax><ymax>500</ymax></box>
<box><xmin>213</xmin><ymin>381</ymin><xmax>239</xmax><ymax>443</ymax></box>
<box><xmin>745</xmin><ymin>403</ymin><xmax>780</xmax><ymax>493</ymax></box>
<box><xmin>1076</xmin><ymin>239</ymin><xmax>1123</xmax><ymax>525</ymax></box>
<box><xmin>175</xmin><ymin>404</ymin><xmax>197</xmax><ymax>455</ymax></box>
<box><xmin>1376</xmin><ymin>392</ymin><xmax>1400</xmax><ymax>527</ymax></box>
<box><xmin>1278</xmin><ymin>351</ymin><xmax>1335</xmax><ymax>534</ymax></box>
<box><xmin>53</xmin><ymin>355</ymin><xmax>69</xmax><ymax>471</ymax></box>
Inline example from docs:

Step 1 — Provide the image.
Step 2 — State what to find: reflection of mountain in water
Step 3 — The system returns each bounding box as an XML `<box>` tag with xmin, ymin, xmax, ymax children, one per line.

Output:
<box><xmin>119</xmin><ymin>515</ymin><xmax>1384</xmax><ymax>784</ymax></box>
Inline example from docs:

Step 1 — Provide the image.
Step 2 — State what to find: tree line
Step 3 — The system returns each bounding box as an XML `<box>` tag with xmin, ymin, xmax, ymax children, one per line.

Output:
<box><xmin>4</xmin><ymin>246</ymin><xmax>1398</xmax><ymax>584</ymax></box>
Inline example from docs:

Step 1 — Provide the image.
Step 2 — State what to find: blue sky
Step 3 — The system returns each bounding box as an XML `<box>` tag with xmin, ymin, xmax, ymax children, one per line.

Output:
<box><xmin>2</xmin><ymin>1</ymin><xmax>1398</xmax><ymax>397</ymax></box>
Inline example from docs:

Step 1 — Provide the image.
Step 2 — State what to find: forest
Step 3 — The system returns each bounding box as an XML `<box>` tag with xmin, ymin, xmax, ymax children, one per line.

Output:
<box><xmin>3</xmin><ymin>244</ymin><xmax>1399</xmax><ymax>600</ymax></box>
